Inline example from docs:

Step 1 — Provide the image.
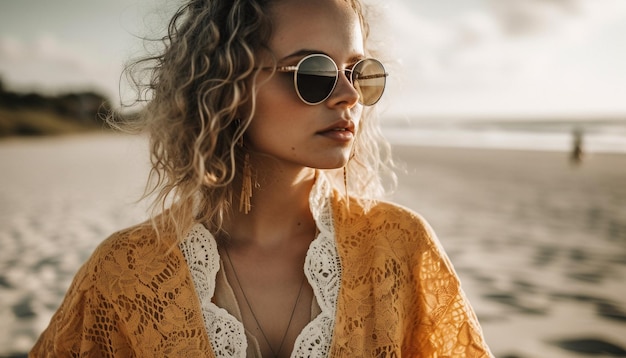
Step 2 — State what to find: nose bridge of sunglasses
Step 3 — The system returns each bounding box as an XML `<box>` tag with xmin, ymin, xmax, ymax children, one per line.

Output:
<box><xmin>337</xmin><ymin>69</ymin><xmax>359</xmax><ymax>95</ymax></box>
<box><xmin>342</xmin><ymin>67</ymin><xmax>357</xmax><ymax>84</ymax></box>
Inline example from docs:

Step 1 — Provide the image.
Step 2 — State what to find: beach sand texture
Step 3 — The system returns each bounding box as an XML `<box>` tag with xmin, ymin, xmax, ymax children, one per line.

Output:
<box><xmin>392</xmin><ymin>146</ymin><xmax>626</xmax><ymax>358</ymax></box>
<box><xmin>1</xmin><ymin>135</ymin><xmax>625</xmax><ymax>357</ymax></box>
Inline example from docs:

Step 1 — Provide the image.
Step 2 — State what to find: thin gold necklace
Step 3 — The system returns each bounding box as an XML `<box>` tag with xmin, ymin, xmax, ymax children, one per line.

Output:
<box><xmin>224</xmin><ymin>247</ymin><xmax>306</xmax><ymax>358</ymax></box>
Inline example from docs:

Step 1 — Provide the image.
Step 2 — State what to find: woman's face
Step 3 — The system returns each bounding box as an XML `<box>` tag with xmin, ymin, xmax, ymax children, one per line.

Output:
<box><xmin>246</xmin><ymin>0</ymin><xmax>365</xmax><ymax>171</ymax></box>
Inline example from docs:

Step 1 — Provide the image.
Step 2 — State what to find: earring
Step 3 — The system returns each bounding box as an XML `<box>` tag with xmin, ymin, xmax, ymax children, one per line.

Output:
<box><xmin>343</xmin><ymin>165</ymin><xmax>350</xmax><ymax>210</ymax></box>
<box><xmin>238</xmin><ymin>134</ymin><xmax>253</xmax><ymax>214</ymax></box>
<box><xmin>343</xmin><ymin>137</ymin><xmax>357</xmax><ymax>208</ymax></box>
<box><xmin>239</xmin><ymin>152</ymin><xmax>252</xmax><ymax>214</ymax></box>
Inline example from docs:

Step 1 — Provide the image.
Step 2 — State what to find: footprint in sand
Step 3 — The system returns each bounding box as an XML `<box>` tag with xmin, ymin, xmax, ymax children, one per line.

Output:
<box><xmin>551</xmin><ymin>338</ymin><xmax>626</xmax><ymax>356</ymax></box>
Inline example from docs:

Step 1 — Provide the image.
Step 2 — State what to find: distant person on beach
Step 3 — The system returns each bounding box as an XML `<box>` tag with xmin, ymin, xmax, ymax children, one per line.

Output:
<box><xmin>31</xmin><ymin>0</ymin><xmax>492</xmax><ymax>356</ymax></box>
<box><xmin>571</xmin><ymin>127</ymin><xmax>585</xmax><ymax>165</ymax></box>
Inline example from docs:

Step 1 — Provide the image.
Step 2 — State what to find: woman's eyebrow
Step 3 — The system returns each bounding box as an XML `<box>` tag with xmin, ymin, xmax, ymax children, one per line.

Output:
<box><xmin>279</xmin><ymin>50</ymin><xmax>366</xmax><ymax>65</ymax></box>
<box><xmin>346</xmin><ymin>54</ymin><xmax>365</xmax><ymax>65</ymax></box>
<box><xmin>279</xmin><ymin>49</ymin><xmax>327</xmax><ymax>62</ymax></box>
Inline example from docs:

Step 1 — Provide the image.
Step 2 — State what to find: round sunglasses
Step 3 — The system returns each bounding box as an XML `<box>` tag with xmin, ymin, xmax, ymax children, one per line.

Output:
<box><xmin>266</xmin><ymin>54</ymin><xmax>388</xmax><ymax>106</ymax></box>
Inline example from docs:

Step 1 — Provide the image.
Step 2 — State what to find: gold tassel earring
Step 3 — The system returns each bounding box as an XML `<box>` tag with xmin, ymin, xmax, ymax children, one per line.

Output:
<box><xmin>343</xmin><ymin>165</ymin><xmax>350</xmax><ymax>210</ymax></box>
<box><xmin>343</xmin><ymin>138</ymin><xmax>356</xmax><ymax>210</ymax></box>
<box><xmin>239</xmin><ymin>151</ymin><xmax>252</xmax><ymax>214</ymax></box>
<box><xmin>237</xmin><ymin>127</ymin><xmax>253</xmax><ymax>214</ymax></box>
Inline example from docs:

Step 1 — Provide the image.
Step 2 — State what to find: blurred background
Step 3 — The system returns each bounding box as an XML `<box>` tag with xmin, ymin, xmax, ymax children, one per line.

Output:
<box><xmin>1</xmin><ymin>0</ymin><xmax>625</xmax><ymax>357</ymax></box>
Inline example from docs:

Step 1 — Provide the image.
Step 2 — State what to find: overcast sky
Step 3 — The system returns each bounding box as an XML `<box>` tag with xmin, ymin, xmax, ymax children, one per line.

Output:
<box><xmin>1</xmin><ymin>0</ymin><xmax>625</xmax><ymax>120</ymax></box>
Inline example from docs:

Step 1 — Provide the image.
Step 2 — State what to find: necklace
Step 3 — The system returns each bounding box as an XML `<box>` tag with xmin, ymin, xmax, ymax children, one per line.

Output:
<box><xmin>224</xmin><ymin>247</ymin><xmax>307</xmax><ymax>358</ymax></box>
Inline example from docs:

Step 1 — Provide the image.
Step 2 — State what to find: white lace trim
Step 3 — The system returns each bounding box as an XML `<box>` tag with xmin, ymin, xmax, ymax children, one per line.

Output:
<box><xmin>292</xmin><ymin>172</ymin><xmax>341</xmax><ymax>357</ymax></box>
<box><xmin>179</xmin><ymin>224</ymin><xmax>247</xmax><ymax>357</ymax></box>
<box><xmin>180</xmin><ymin>173</ymin><xmax>341</xmax><ymax>358</ymax></box>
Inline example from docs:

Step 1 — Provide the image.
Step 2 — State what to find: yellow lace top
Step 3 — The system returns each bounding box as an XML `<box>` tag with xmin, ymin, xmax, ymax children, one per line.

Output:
<box><xmin>31</xmin><ymin>174</ymin><xmax>492</xmax><ymax>357</ymax></box>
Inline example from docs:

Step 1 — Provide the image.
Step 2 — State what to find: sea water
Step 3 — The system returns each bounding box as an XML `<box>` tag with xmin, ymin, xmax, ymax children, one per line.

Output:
<box><xmin>382</xmin><ymin>118</ymin><xmax>626</xmax><ymax>153</ymax></box>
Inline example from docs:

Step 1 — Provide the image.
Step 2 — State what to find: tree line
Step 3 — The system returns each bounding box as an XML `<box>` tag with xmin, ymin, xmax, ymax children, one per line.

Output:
<box><xmin>0</xmin><ymin>78</ymin><xmax>116</xmax><ymax>137</ymax></box>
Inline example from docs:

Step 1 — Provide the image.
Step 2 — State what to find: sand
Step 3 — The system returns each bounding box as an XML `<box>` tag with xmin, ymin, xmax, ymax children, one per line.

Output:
<box><xmin>1</xmin><ymin>134</ymin><xmax>625</xmax><ymax>357</ymax></box>
<box><xmin>391</xmin><ymin>146</ymin><xmax>626</xmax><ymax>357</ymax></box>
<box><xmin>0</xmin><ymin>134</ymin><xmax>151</xmax><ymax>355</ymax></box>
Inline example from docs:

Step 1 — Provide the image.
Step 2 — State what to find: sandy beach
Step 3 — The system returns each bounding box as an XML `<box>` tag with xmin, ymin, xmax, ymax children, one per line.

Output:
<box><xmin>1</xmin><ymin>134</ymin><xmax>625</xmax><ymax>357</ymax></box>
<box><xmin>392</xmin><ymin>146</ymin><xmax>626</xmax><ymax>357</ymax></box>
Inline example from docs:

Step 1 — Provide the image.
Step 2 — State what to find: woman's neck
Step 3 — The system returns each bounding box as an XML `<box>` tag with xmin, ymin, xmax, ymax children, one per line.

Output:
<box><xmin>225</xmin><ymin>164</ymin><xmax>317</xmax><ymax>248</ymax></box>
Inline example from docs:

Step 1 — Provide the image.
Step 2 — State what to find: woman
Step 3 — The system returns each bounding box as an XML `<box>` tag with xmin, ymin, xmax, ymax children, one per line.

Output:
<box><xmin>31</xmin><ymin>0</ymin><xmax>492</xmax><ymax>356</ymax></box>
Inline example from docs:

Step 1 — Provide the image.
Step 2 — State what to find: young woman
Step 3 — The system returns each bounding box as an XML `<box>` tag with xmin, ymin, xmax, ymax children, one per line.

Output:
<box><xmin>31</xmin><ymin>0</ymin><xmax>492</xmax><ymax>356</ymax></box>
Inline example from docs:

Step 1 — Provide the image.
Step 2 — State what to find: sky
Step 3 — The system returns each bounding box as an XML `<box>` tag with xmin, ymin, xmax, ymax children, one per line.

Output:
<box><xmin>1</xmin><ymin>0</ymin><xmax>625</xmax><ymax>120</ymax></box>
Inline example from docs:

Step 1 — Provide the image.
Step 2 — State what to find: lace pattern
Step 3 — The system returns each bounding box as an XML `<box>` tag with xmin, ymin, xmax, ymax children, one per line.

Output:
<box><xmin>292</xmin><ymin>173</ymin><xmax>341</xmax><ymax>356</ymax></box>
<box><xmin>30</xmin><ymin>223</ymin><xmax>215</xmax><ymax>357</ymax></box>
<box><xmin>179</xmin><ymin>225</ymin><xmax>247</xmax><ymax>357</ymax></box>
<box><xmin>32</xmin><ymin>175</ymin><xmax>491</xmax><ymax>357</ymax></box>
<box><xmin>329</xmin><ymin>198</ymin><xmax>493</xmax><ymax>357</ymax></box>
<box><xmin>180</xmin><ymin>173</ymin><xmax>341</xmax><ymax>358</ymax></box>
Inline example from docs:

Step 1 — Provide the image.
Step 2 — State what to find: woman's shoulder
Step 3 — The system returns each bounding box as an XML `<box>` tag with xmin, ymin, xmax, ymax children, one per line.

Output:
<box><xmin>346</xmin><ymin>196</ymin><xmax>432</xmax><ymax>232</ymax></box>
<box><xmin>94</xmin><ymin>219</ymin><xmax>176</xmax><ymax>258</ymax></box>
<box><xmin>368</xmin><ymin>199</ymin><xmax>426</xmax><ymax>223</ymax></box>
<box><xmin>331</xmin><ymin>195</ymin><xmax>445</xmax><ymax>274</ymax></box>
<box><xmin>333</xmin><ymin>194</ymin><xmax>437</xmax><ymax>249</ymax></box>
<box><xmin>76</xmin><ymin>218</ymin><xmax>183</xmax><ymax>291</ymax></box>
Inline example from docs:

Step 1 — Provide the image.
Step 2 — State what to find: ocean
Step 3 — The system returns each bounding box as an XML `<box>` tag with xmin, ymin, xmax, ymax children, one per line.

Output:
<box><xmin>382</xmin><ymin>118</ymin><xmax>626</xmax><ymax>153</ymax></box>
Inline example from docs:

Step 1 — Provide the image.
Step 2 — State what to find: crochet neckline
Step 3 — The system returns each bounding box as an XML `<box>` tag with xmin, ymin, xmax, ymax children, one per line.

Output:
<box><xmin>179</xmin><ymin>173</ymin><xmax>342</xmax><ymax>357</ymax></box>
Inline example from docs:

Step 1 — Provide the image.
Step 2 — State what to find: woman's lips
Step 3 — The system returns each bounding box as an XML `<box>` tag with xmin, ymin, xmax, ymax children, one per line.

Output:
<box><xmin>317</xmin><ymin>119</ymin><xmax>355</xmax><ymax>142</ymax></box>
<box><xmin>318</xmin><ymin>127</ymin><xmax>354</xmax><ymax>141</ymax></box>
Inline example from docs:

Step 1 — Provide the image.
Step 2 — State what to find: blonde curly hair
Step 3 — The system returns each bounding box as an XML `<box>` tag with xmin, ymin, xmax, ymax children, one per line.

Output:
<box><xmin>119</xmin><ymin>0</ymin><xmax>395</xmax><ymax>240</ymax></box>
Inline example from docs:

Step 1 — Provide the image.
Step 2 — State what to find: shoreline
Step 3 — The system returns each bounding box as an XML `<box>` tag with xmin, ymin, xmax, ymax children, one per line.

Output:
<box><xmin>3</xmin><ymin>130</ymin><xmax>626</xmax><ymax>155</ymax></box>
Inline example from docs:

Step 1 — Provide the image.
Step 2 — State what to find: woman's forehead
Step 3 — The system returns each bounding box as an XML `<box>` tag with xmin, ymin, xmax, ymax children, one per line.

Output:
<box><xmin>267</xmin><ymin>0</ymin><xmax>364</xmax><ymax>60</ymax></box>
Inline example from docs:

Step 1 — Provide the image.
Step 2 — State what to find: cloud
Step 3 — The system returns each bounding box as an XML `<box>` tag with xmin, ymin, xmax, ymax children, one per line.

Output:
<box><xmin>488</xmin><ymin>0</ymin><xmax>584</xmax><ymax>35</ymax></box>
<box><xmin>0</xmin><ymin>34</ymin><xmax>121</xmax><ymax>101</ymax></box>
<box><xmin>488</xmin><ymin>0</ymin><xmax>626</xmax><ymax>36</ymax></box>
<box><xmin>0</xmin><ymin>36</ymin><xmax>26</xmax><ymax>61</ymax></box>
<box><xmin>374</xmin><ymin>0</ymin><xmax>626</xmax><ymax>118</ymax></box>
<box><xmin>1</xmin><ymin>0</ymin><xmax>623</xmax><ymax>117</ymax></box>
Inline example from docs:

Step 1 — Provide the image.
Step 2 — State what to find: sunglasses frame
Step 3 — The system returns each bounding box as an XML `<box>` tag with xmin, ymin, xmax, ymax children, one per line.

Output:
<box><xmin>265</xmin><ymin>54</ymin><xmax>388</xmax><ymax>106</ymax></box>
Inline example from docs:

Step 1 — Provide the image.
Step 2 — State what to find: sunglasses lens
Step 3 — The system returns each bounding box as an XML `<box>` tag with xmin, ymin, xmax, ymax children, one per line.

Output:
<box><xmin>296</xmin><ymin>55</ymin><xmax>338</xmax><ymax>104</ymax></box>
<box><xmin>352</xmin><ymin>59</ymin><xmax>387</xmax><ymax>105</ymax></box>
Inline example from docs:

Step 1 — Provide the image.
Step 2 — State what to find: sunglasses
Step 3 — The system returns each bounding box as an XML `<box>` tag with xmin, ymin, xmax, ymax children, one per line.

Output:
<box><xmin>265</xmin><ymin>54</ymin><xmax>388</xmax><ymax>106</ymax></box>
